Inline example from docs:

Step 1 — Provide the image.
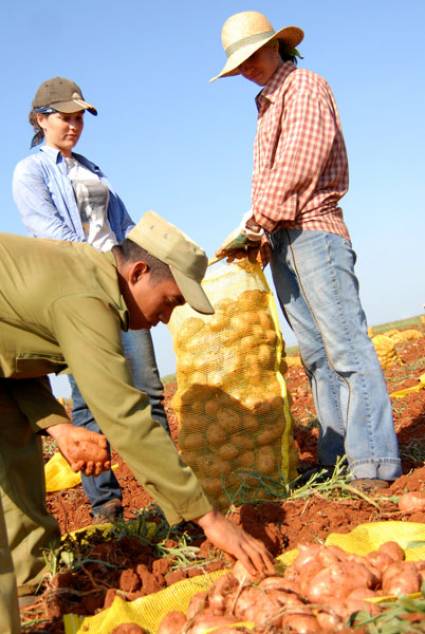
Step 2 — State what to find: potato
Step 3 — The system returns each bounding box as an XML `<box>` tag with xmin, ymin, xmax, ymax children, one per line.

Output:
<box><xmin>244</xmin><ymin>311</ymin><xmax>261</xmax><ymax>325</ymax></box>
<box><xmin>239</xmin><ymin>289</ymin><xmax>267</xmax><ymax>310</ymax></box>
<box><xmin>192</xmin><ymin>356</ymin><xmax>211</xmax><ymax>372</ymax></box>
<box><xmin>188</xmin><ymin>615</ymin><xmax>240</xmax><ymax>634</ymax></box>
<box><xmin>243</xmin><ymin>394</ymin><xmax>263</xmax><ymax>411</ymax></box>
<box><xmin>239</xmin><ymin>335</ymin><xmax>259</xmax><ymax>354</ymax></box>
<box><xmin>207</xmin><ymin>313</ymin><xmax>228</xmax><ymax>332</ymax></box>
<box><xmin>202</xmin><ymin>478</ymin><xmax>223</xmax><ymax>496</ymax></box>
<box><xmin>398</xmin><ymin>491</ymin><xmax>425</xmax><ymax>513</ymax></box>
<box><xmin>204</xmin><ymin>398</ymin><xmax>221</xmax><ymax>417</ymax></box>
<box><xmin>180</xmin><ymin>450</ymin><xmax>201</xmax><ymax>467</ymax></box>
<box><xmin>180</xmin><ymin>432</ymin><xmax>204</xmax><ymax>451</ymax></box>
<box><xmin>181</xmin><ymin>414</ymin><xmax>202</xmax><ymax>433</ymax></box>
<box><xmin>207</xmin><ymin>372</ymin><xmax>223</xmax><ymax>388</ymax></box>
<box><xmin>158</xmin><ymin>611</ymin><xmax>187</xmax><ymax>634</ymax></box>
<box><xmin>241</xmin><ymin>413</ymin><xmax>260</xmax><ymax>433</ymax></box>
<box><xmin>306</xmin><ymin>563</ymin><xmax>357</xmax><ymax>602</ymax></box>
<box><xmin>378</xmin><ymin>541</ymin><xmax>405</xmax><ymax>562</ymax></box>
<box><xmin>218</xmin><ymin>443</ymin><xmax>239</xmax><ymax>461</ymax></box>
<box><xmin>200</xmin><ymin>456</ymin><xmax>231</xmax><ymax>478</ymax></box>
<box><xmin>208</xmin><ymin>573</ymin><xmax>238</xmax><ymax>615</ymax></box>
<box><xmin>191</xmin><ymin>371</ymin><xmax>207</xmax><ymax>386</ymax></box>
<box><xmin>264</xmin><ymin>329</ymin><xmax>278</xmax><ymax>346</ymax></box>
<box><xmin>382</xmin><ymin>562</ymin><xmax>421</xmax><ymax>595</ymax></box>
<box><xmin>206</xmin><ymin>425</ymin><xmax>228</xmax><ymax>447</ymax></box>
<box><xmin>216</xmin><ymin>298</ymin><xmax>234</xmax><ymax>314</ymax></box>
<box><xmin>257</xmin><ymin>426</ymin><xmax>283</xmax><ymax>446</ymax></box>
<box><xmin>258</xmin><ymin>311</ymin><xmax>274</xmax><ymax>330</ymax></box>
<box><xmin>280</xmin><ymin>613</ymin><xmax>321</xmax><ymax>633</ymax></box>
<box><xmin>231</xmin><ymin>433</ymin><xmax>255</xmax><ymax>451</ymax></box>
<box><xmin>236</xmin><ymin>450</ymin><xmax>255</xmax><ymax>468</ymax></box>
<box><xmin>216</xmin><ymin>408</ymin><xmax>241</xmax><ymax>434</ymax></box>
<box><xmin>111</xmin><ymin>625</ymin><xmax>146</xmax><ymax>634</ymax></box>
<box><xmin>256</xmin><ymin>446</ymin><xmax>277</xmax><ymax>475</ymax></box>
<box><xmin>258</xmin><ymin>344</ymin><xmax>274</xmax><ymax>368</ymax></box>
<box><xmin>180</xmin><ymin>317</ymin><xmax>205</xmax><ymax>338</ymax></box>
<box><xmin>315</xmin><ymin>610</ymin><xmax>344</xmax><ymax>632</ymax></box>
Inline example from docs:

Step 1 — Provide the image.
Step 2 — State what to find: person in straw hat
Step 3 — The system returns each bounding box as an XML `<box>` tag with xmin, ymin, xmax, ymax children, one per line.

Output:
<box><xmin>213</xmin><ymin>11</ymin><xmax>401</xmax><ymax>491</ymax></box>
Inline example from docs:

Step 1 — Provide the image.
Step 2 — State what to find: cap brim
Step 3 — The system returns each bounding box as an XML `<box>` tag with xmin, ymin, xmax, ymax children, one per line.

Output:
<box><xmin>210</xmin><ymin>25</ymin><xmax>304</xmax><ymax>82</ymax></box>
<box><xmin>53</xmin><ymin>99</ymin><xmax>98</xmax><ymax>116</ymax></box>
<box><xmin>170</xmin><ymin>266</ymin><xmax>214</xmax><ymax>315</ymax></box>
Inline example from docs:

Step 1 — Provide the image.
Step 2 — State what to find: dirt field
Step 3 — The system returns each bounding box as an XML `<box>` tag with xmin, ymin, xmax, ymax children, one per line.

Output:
<box><xmin>21</xmin><ymin>323</ymin><xmax>425</xmax><ymax>632</ymax></box>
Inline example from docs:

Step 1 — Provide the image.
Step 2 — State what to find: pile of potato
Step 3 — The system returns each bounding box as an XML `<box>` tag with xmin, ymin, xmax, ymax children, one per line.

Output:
<box><xmin>158</xmin><ymin>542</ymin><xmax>425</xmax><ymax>633</ymax></box>
<box><xmin>170</xmin><ymin>288</ymin><xmax>296</xmax><ymax>508</ymax></box>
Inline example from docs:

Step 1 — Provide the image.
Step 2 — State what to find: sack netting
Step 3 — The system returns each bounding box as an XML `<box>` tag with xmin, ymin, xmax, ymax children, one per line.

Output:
<box><xmin>168</xmin><ymin>259</ymin><xmax>297</xmax><ymax>509</ymax></box>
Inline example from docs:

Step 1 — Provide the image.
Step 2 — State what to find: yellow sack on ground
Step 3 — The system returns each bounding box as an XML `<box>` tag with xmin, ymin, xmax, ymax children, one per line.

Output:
<box><xmin>45</xmin><ymin>452</ymin><xmax>118</xmax><ymax>493</ymax></box>
<box><xmin>45</xmin><ymin>452</ymin><xmax>82</xmax><ymax>492</ymax></box>
<box><xmin>390</xmin><ymin>373</ymin><xmax>425</xmax><ymax>398</ymax></box>
<box><xmin>168</xmin><ymin>259</ymin><xmax>297</xmax><ymax>509</ymax></box>
<box><xmin>64</xmin><ymin>521</ymin><xmax>425</xmax><ymax>633</ymax></box>
<box><xmin>383</xmin><ymin>328</ymin><xmax>423</xmax><ymax>344</ymax></box>
<box><xmin>372</xmin><ymin>334</ymin><xmax>402</xmax><ymax>369</ymax></box>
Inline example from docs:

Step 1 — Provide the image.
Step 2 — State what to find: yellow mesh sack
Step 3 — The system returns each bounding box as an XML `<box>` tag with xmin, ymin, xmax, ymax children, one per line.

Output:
<box><xmin>372</xmin><ymin>334</ymin><xmax>402</xmax><ymax>369</ymax></box>
<box><xmin>383</xmin><ymin>328</ymin><xmax>423</xmax><ymax>343</ymax></box>
<box><xmin>168</xmin><ymin>259</ymin><xmax>297</xmax><ymax>509</ymax></box>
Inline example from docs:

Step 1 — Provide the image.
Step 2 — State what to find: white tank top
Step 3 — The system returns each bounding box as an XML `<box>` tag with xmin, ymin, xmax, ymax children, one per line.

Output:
<box><xmin>65</xmin><ymin>157</ymin><xmax>118</xmax><ymax>252</ymax></box>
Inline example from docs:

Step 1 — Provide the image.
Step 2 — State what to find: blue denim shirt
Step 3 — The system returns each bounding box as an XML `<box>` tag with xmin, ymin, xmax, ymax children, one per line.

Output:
<box><xmin>13</xmin><ymin>145</ymin><xmax>134</xmax><ymax>242</ymax></box>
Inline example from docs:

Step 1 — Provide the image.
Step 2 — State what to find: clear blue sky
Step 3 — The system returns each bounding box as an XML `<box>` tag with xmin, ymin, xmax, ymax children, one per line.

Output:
<box><xmin>1</xmin><ymin>1</ymin><xmax>424</xmax><ymax>394</ymax></box>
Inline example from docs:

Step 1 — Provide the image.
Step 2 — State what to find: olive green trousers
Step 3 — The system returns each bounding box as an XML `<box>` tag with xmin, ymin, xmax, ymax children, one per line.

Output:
<box><xmin>0</xmin><ymin>379</ymin><xmax>61</xmax><ymax>634</ymax></box>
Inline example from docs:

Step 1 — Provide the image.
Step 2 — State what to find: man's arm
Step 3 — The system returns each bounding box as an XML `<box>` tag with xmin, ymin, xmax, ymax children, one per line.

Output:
<box><xmin>50</xmin><ymin>295</ymin><xmax>274</xmax><ymax>574</ymax></box>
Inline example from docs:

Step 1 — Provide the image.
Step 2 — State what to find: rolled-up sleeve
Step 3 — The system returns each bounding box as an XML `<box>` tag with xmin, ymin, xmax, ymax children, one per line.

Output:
<box><xmin>50</xmin><ymin>294</ymin><xmax>212</xmax><ymax>525</ymax></box>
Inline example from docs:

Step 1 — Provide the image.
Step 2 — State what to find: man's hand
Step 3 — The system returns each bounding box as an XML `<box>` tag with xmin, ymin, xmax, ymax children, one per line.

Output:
<box><xmin>47</xmin><ymin>423</ymin><xmax>110</xmax><ymax>476</ymax></box>
<box><xmin>195</xmin><ymin>510</ymin><xmax>275</xmax><ymax>577</ymax></box>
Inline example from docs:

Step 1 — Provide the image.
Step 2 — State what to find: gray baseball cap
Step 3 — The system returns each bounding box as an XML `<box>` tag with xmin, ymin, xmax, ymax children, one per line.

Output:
<box><xmin>32</xmin><ymin>76</ymin><xmax>97</xmax><ymax>115</ymax></box>
<box><xmin>128</xmin><ymin>211</ymin><xmax>214</xmax><ymax>315</ymax></box>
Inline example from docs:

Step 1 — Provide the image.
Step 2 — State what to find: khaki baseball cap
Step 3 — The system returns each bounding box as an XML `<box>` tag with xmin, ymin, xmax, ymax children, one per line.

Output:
<box><xmin>32</xmin><ymin>76</ymin><xmax>97</xmax><ymax>115</ymax></box>
<box><xmin>127</xmin><ymin>211</ymin><xmax>214</xmax><ymax>315</ymax></box>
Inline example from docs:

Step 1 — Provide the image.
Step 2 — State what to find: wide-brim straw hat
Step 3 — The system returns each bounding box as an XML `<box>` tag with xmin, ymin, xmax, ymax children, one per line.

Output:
<box><xmin>210</xmin><ymin>11</ymin><xmax>304</xmax><ymax>82</ymax></box>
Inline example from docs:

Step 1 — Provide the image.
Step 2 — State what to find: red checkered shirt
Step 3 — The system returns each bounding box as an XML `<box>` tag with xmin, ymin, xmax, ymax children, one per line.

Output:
<box><xmin>251</xmin><ymin>61</ymin><xmax>350</xmax><ymax>240</ymax></box>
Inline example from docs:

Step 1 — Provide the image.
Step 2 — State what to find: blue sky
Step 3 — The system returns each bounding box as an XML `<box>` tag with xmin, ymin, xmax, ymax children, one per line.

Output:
<box><xmin>1</xmin><ymin>1</ymin><xmax>424</xmax><ymax>394</ymax></box>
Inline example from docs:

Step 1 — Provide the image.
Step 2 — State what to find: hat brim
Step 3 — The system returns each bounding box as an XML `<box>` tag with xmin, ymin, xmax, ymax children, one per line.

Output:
<box><xmin>170</xmin><ymin>266</ymin><xmax>214</xmax><ymax>315</ymax></box>
<box><xmin>52</xmin><ymin>98</ymin><xmax>98</xmax><ymax>116</ymax></box>
<box><xmin>210</xmin><ymin>25</ymin><xmax>304</xmax><ymax>82</ymax></box>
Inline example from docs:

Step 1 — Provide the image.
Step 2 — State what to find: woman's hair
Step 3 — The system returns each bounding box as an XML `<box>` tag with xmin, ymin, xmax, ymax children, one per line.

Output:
<box><xmin>115</xmin><ymin>239</ymin><xmax>173</xmax><ymax>283</ymax></box>
<box><xmin>278</xmin><ymin>41</ymin><xmax>301</xmax><ymax>65</ymax></box>
<box><xmin>29</xmin><ymin>109</ymin><xmax>45</xmax><ymax>147</ymax></box>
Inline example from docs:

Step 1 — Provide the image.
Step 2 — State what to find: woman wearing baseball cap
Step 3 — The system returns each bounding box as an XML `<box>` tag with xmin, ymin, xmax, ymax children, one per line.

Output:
<box><xmin>12</xmin><ymin>77</ymin><xmax>169</xmax><ymax>528</ymax></box>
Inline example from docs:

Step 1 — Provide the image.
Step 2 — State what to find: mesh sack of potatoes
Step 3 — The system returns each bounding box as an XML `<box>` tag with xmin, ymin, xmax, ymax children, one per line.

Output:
<box><xmin>168</xmin><ymin>259</ymin><xmax>297</xmax><ymax>510</ymax></box>
<box><xmin>372</xmin><ymin>334</ymin><xmax>402</xmax><ymax>369</ymax></box>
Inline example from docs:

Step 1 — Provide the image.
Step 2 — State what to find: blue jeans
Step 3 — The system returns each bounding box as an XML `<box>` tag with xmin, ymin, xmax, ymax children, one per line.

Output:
<box><xmin>70</xmin><ymin>329</ymin><xmax>169</xmax><ymax>513</ymax></box>
<box><xmin>269</xmin><ymin>229</ymin><xmax>401</xmax><ymax>480</ymax></box>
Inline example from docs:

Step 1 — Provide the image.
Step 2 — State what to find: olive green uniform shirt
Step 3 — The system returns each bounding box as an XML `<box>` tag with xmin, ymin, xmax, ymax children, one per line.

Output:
<box><xmin>0</xmin><ymin>233</ymin><xmax>212</xmax><ymax>525</ymax></box>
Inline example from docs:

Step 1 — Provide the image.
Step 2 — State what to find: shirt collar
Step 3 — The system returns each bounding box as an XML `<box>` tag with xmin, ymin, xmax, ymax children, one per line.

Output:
<box><xmin>255</xmin><ymin>61</ymin><xmax>297</xmax><ymax>111</ymax></box>
<box><xmin>40</xmin><ymin>144</ymin><xmax>64</xmax><ymax>165</ymax></box>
